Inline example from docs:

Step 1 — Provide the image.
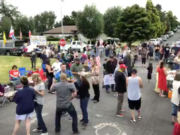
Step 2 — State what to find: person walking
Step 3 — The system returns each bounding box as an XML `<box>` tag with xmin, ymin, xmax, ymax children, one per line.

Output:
<box><xmin>123</xmin><ymin>52</ymin><xmax>132</xmax><ymax>76</ymax></box>
<box><xmin>91</xmin><ymin>60</ymin><xmax>100</xmax><ymax>103</ymax></box>
<box><xmin>51</xmin><ymin>73</ymin><xmax>79</xmax><ymax>135</ymax></box>
<box><xmin>31</xmin><ymin>48</ymin><xmax>37</xmax><ymax>70</ymax></box>
<box><xmin>147</xmin><ymin>63</ymin><xmax>153</xmax><ymax>82</ymax></box>
<box><xmin>77</xmin><ymin>74</ymin><xmax>90</xmax><ymax>127</ymax></box>
<box><xmin>32</xmin><ymin>73</ymin><xmax>48</xmax><ymax>135</ymax></box>
<box><xmin>126</xmin><ymin>69</ymin><xmax>143</xmax><ymax>124</ymax></box>
<box><xmin>141</xmin><ymin>48</ymin><xmax>147</xmax><ymax>67</ymax></box>
<box><xmin>114</xmin><ymin>64</ymin><xmax>127</xmax><ymax>118</ymax></box>
<box><xmin>12</xmin><ymin>76</ymin><xmax>35</xmax><ymax>135</ymax></box>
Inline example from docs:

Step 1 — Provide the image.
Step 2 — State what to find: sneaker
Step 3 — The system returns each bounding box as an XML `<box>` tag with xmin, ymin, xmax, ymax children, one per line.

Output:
<box><xmin>32</xmin><ymin>129</ymin><xmax>42</xmax><ymax>133</ymax></box>
<box><xmin>121</xmin><ymin>108</ymin><xmax>124</xmax><ymax>112</ymax></box>
<box><xmin>137</xmin><ymin>116</ymin><xmax>142</xmax><ymax>120</ymax></box>
<box><xmin>41</xmin><ymin>133</ymin><xmax>49</xmax><ymax>135</ymax></box>
<box><xmin>131</xmin><ymin>119</ymin><xmax>136</xmax><ymax>124</ymax></box>
<box><xmin>115</xmin><ymin>114</ymin><xmax>124</xmax><ymax>118</ymax></box>
<box><xmin>73</xmin><ymin>131</ymin><xmax>80</xmax><ymax>135</ymax></box>
<box><xmin>79</xmin><ymin>119</ymin><xmax>84</xmax><ymax>122</ymax></box>
<box><xmin>93</xmin><ymin>100</ymin><xmax>99</xmax><ymax>103</ymax></box>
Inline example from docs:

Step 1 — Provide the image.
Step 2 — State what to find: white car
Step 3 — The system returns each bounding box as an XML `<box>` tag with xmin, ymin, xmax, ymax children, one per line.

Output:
<box><xmin>149</xmin><ymin>39</ymin><xmax>160</xmax><ymax>45</ymax></box>
<box><xmin>161</xmin><ymin>35</ymin><xmax>167</xmax><ymax>41</ymax></box>
<box><xmin>168</xmin><ymin>31</ymin><xmax>174</xmax><ymax>37</ymax></box>
<box><xmin>157</xmin><ymin>38</ymin><xmax>163</xmax><ymax>43</ymax></box>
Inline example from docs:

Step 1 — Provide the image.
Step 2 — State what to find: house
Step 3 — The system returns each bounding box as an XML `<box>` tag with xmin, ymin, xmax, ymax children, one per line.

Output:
<box><xmin>43</xmin><ymin>25</ymin><xmax>78</xmax><ymax>37</ymax></box>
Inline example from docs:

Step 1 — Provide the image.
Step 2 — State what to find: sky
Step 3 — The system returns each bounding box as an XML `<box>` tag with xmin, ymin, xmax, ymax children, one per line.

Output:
<box><xmin>7</xmin><ymin>0</ymin><xmax>180</xmax><ymax>21</ymax></box>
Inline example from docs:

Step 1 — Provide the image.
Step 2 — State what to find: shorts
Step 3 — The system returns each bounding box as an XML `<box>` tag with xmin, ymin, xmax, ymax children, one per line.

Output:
<box><xmin>128</xmin><ymin>98</ymin><xmax>141</xmax><ymax>110</ymax></box>
<box><xmin>16</xmin><ymin>112</ymin><xmax>33</xmax><ymax>121</ymax></box>
<box><xmin>171</xmin><ymin>103</ymin><xmax>178</xmax><ymax>116</ymax></box>
<box><xmin>142</xmin><ymin>58</ymin><xmax>146</xmax><ymax>64</ymax></box>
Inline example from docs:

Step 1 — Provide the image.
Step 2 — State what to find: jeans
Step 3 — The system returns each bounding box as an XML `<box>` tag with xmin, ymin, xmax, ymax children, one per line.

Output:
<box><xmin>31</xmin><ymin>60</ymin><xmax>36</xmax><ymax>69</ymax></box>
<box><xmin>34</xmin><ymin>102</ymin><xmax>48</xmax><ymax>133</ymax></box>
<box><xmin>92</xmin><ymin>84</ymin><xmax>100</xmax><ymax>101</ymax></box>
<box><xmin>80</xmin><ymin>97</ymin><xmax>89</xmax><ymax>123</ymax></box>
<box><xmin>175</xmin><ymin>63</ymin><xmax>180</xmax><ymax>70</ymax></box>
<box><xmin>105</xmin><ymin>84</ymin><xmax>114</xmax><ymax>91</ymax></box>
<box><xmin>116</xmin><ymin>93</ymin><xmax>124</xmax><ymax>115</ymax></box>
<box><xmin>47</xmin><ymin>76</ymin><xmax>53</xmax><ymax>90</ymax></box>
<box><xmin>55</xmin><ymin>104</ymin><xmax>78</xmax><ymax>133</ymax></box>
<box><xmin>171</xmin><ymin>103</ymin><xmax>178</xmax><ymax>116</ymax></box>
<box><xmin>10</xmin><ymin>78</ymin><xmax>21</xmax><ymax>87</ymax></box>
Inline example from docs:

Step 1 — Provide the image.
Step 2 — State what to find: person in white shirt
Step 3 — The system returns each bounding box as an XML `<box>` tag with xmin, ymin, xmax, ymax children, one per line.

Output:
<box><xmin>52</xmin><ymin>58</ymin><xmax>62</xmax><ymax>76</ymax></box>
<box><xmin>45</xmin><ymin>47</ymin><xmax>50</xmax><ymax>58</ymax></box>
<box><xmin>171</xmin><ymin>72</ymin><xmax>180</xmax><ymax>124</ymax></box>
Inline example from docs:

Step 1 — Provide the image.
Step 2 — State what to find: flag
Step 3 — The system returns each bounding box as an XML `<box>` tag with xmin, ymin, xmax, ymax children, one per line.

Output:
<box><xmin>12</xmin><ymin>34</ymin><xmax>16</xmax><ymax>41</ymax></box>
<box><xmin>20</xmin><ymin>28</ymin><xmax>22</xmax><ymax>40</ymax></box>
<box><xmin>29</xmin><ymin>30</ymin><xmax>31</xmax><ymax>38</ymax></box>
<box><xmin>9</xmin><ymin>26</ymin><xmax>14</xmax><ymax>38</ymax></box>
<box><xmin>3</xmin><ymin>32</ymin><xmax>6</xmax><ymax>45</ymax></box>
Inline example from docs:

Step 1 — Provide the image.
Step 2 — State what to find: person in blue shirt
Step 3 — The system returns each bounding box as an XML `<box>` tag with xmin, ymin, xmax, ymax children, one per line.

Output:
<box><xmin>12</xmin><ymin>76</ymin><xmax>35</xmax><ymax>135</ymax></box>
<box><xmin>54</xmin><ymin>63</ymin><xmax>74</xmax><ymax>83</ymax></box>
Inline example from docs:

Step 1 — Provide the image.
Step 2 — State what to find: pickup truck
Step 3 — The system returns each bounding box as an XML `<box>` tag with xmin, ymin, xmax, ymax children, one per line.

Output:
<box><xmin>0</xmin><ymin>40</ymin><xmax>25</xmax><ymax>56</ymax></box>
<box><xmin>61</xmin><ymin>41</ymin><xmax>93</xmax><ymax>52</ymax></box>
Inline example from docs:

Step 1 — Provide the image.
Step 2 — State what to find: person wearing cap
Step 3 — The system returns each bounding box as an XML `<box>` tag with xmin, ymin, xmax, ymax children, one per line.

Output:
<box><xmin>104</xmin><ymin>55</ymin><xmax>117</xmax><ymax>93</ymax></box>
<box><xmin>70</xmin><ymin>57</ymin><xmax>84</xmax><ymax>90</ymax></box>
<box><xmin>114</xmin><ymin>64</ymin><xmax>127</xmax><ymax>118</ymax></box>
<box><xmin>126</xmin><ymin>69</ymin><xmax>143</xmax><ymax>124</ymax></box>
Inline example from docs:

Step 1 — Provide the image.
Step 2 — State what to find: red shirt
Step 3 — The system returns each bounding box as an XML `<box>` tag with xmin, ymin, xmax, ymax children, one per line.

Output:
<box><xmin>10</xmin><ymin>70</ymin><xmax>20</xmax><ymax>79</ymax></box>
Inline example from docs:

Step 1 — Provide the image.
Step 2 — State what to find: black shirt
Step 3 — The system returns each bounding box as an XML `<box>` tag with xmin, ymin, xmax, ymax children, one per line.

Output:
<box><xmin>77</xmin><ymin>82</ymin><xmax>90</xmax><ymax>99</ymax></box>
<box><xmin>115</xmin><ymin>70</ymin><xmax>127</xmax><ymax>93</ymax></box>
<box><xmin>172</xmin><ymin>47</ymin><xmax>180</xmax><ymax>55</ymax></box>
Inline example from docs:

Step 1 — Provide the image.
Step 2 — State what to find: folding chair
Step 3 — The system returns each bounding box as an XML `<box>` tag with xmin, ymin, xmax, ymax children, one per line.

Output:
<box><xmin>0</xmin><ymin>86</ymin><xmax>15</xmax><ymax>107</ymax></box>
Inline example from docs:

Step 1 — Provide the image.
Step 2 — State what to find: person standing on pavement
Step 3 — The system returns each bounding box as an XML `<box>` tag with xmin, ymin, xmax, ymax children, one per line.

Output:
<box><xmin>126</xmin><ymin>69</ymin><xmax>143</xmax><ymax>124</ymax></box>
<box><xmin>70</xmin><ymin>57</ymin><xmax>84</xmax><ymax>91</ymax></box>
<box><xmin>123</xmin><ymin>52</ymin><xmax>132</xmax><ymax>76</ymax></box>
<box><xmin>105</xmin><ymin>56</ymin><xmax>116</xmax><ymax>93</ymax></box>
<box><xmin>77</xmin><ymin>74</ymin><xmax>90</xmax><ymax>127</ymax></box>
<box><xmin>50</xmin><ymin>73</ymin><xmax>79</xmax><ymax>135</ymax></box>
<box><xmin>115</xmin><ymin>64</ymin><xmax>127</xmax><ymax>118</ymax></box>
<box><xmin>52</xmin><ymin>58</ymin><xmax>62</xmax><ymax>76</ymax></box>
<box><xmin>91</xmin><ymin>60</ymin><xmax>100</xmax><ymax>103</ymax></box>
<box><xmin>141</xmin><ymin>48</ymin><xmax>147</xmax><ymax>67</ymax></box>
<box><xmin>164</xmin><ymin>44</ymin><xmax>170</xmax><ymax>63</ymax></box>
<box><xmin>32</xmin><ymin>73</ymin><xmax>48</xmax><ymax>135</ymax></box>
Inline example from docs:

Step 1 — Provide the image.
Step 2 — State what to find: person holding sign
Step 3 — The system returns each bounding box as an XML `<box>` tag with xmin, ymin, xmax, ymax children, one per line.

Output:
<box><xmin>114</xmin><ymin>64</ymin><xmax>127</xmax><ymax>118</ymax></box>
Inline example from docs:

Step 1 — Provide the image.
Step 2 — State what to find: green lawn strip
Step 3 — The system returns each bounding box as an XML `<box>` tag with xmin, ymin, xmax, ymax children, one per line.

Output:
<box><xmin>0</xmin><ymin>56</ymin><xmax>56</xmax><ymax>84</ymax></box>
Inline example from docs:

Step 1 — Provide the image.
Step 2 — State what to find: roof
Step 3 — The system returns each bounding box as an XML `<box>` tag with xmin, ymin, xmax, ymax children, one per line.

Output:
<box><xmin>43</xmin><ymin>26</ymin><xmax>78</xmax><ymax>34</ymax></box>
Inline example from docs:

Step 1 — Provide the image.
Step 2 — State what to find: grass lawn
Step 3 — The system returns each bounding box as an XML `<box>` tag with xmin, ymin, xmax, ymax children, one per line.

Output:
<box><xmin>0</xmin><ymin>56</ymin><xmax>56</xmax><ymax>84</ymax></box>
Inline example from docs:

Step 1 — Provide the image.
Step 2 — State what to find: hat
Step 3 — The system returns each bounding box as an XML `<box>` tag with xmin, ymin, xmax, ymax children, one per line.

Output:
<box><xmin>131</xmin><ymin>69</ymin><xmax>137</xmax><ymax>74</ymax></box>
<box><xmin>119</xmin><ymin>64</ymin><xmax>127</xmax><ymax>69</ymax></box>
<box><xmin>74</xmin><ymin>57</ymin><xmax>80</xmax><ymax>62</ymax></box>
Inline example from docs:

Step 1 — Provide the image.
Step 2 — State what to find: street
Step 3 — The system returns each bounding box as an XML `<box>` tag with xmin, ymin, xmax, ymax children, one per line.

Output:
<box><xmin>0</xmin><ymin>32</ymin><xmax>180</xmax><ymax>135</ymax></box>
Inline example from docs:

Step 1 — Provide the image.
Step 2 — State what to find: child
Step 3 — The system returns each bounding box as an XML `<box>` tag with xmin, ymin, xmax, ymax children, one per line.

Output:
<box><xmin>147</xmin><ymin>63</ymin><xmax>153</xmax><ymax>82</ymax></box>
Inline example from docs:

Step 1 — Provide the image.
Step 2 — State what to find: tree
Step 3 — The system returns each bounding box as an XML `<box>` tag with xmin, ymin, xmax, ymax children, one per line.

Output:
<box><xmin>54</xmin><ymin>21</ymin><xmax>61</xmax><ymax>28</ymax></box>
<box><xmin>76</xmin><ymin>4</ymin><xmax>104</xmax><ymax>41</ymax></box>
<box><xmin>114</xmin><ymin>4</ymin><xmax>152</xmax><ymax>47</ymax></box>
<box><xmin>146</xmin><ymin>0</ymin><xmax>161</xmax><ymax>38</ymax></box>
<box><xmin>104</xmin><ymin>6</ymin><xmax>123</xmax><ymax>37</ymax></box>
<box><xmin>63</xmin><ymin>15</ymin><xmax>75</xmax><ymax>25</ymax></box>
<box><xmin>0</xmin><ymin>17</ymin><xmax>12</xmax><ymax>38</ymax></box>
<box><xmin>167</xmin><ymin>11</ymin><xmax>178</xmax><ymax>30</ymax></box>
<box><xmin>14</xmin><ymin>16</ymin><xmax>35</xmax><ymax>37</ymax></box>
<box><xmin>34</xmin><ymin>11</ymin><xmax>56</xmax><ymax>33</ymax></box>
<box><xmin>0</xmin><ymin>0</ymin><xmax>20</xmax><ymax>25</ymax></box>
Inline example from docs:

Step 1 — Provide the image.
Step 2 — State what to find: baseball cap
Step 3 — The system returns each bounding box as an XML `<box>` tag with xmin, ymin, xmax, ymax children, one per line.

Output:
<box><xmin>74</xmin><ymin>57</ymin><xmax>80</xmax><ymax>62</ymax></box>
<box><xmin>131</xmin><ymin>69</ymin><xmax>137</xmax><ymax>74</ymax></box>
<box><xmin>119</xmin><ymin>64</ymin><xmax>127</xmax><ymax>69</ymax></box>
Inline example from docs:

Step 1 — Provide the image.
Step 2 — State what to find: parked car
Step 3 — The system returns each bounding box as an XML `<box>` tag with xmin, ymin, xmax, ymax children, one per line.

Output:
<box><xmin>168</xmin><ymin>31</ymin><xmax>174</xmax><ymax>37</ymax></box>
<box><xmin>149</xmin><ymin>39</ymin><xmax>160</xmax><ymax>45</ymax></box>
<box><xmin>157</xmin><ymin>38</ymin><xmax>163</xmax><ymax>43</ymax></box>
<box><xmin>0</xmin><ymin>40</ymin><xmax>25</xmax><ymax>56</ymax></box>
<box><xmin>174</xmin><ymin>28</ymin><xmax>177</xmax><ymax>32</ymax></box>
<box><xmin>161</xmin><ymin>35</ymin><xmax>167</xmax><ymax>41</ymax></box>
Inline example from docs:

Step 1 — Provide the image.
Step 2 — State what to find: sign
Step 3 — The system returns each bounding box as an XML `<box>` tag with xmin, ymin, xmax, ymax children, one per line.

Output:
<box><xmin>59</xmin><ymin>39</ymin><xmax>66</xmax><ymax>46</ymax></box>
<box><xmin>103</xmin><ymin>75</ymin><xmax>115</xmax><ymax>85</ymax></box>
<box><xmin>30</xmin><ymin>36</ymin><xmax>46</xmax><ymax>46</ymax></box>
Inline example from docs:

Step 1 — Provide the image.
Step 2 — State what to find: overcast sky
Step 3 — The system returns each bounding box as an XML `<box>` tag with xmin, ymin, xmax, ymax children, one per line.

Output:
<box><xmin>7</xmin><ymin>0</ymin><xmax>180</xmax><ymax>21</ymax></box>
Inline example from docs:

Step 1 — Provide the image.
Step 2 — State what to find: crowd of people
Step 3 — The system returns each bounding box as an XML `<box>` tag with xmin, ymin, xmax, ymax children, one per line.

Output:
<box><xmin>7</xmin><ymin>41</ymin><xmax>180</xmax><ymax>135</ymax></box>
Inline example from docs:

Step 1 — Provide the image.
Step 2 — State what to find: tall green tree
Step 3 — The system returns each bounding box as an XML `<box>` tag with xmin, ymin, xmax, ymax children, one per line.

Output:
<box><xmin>0</xmin><ymin>17</ymin><xmax>12</xmax><ymax>38</ymax></box>
<box><xmin>104</xmin><ymin>6</ymin><xmax>123</xmax><ymax>38</ymax></box>
<box><xmin>146</xmin><ymin>0</ymin><xmax>161</xmax><ymax>38</ymax></box>
<box><xmin>114</xmin><ymin>4</ymin><xmax>152</xmax><ymax>47</ymax></box>
<box><xmin>15</xmin><ymin>16</ymin><xmax>35</xmax><ymax>37</ymax></box>
<box><xmin>0</xmin><ymin>0</ymin><xmax>20</xmax><ymax>25</ymax></box>
<box><xmin>167</xmin><ymin>11</ymin><xmax>178</xmax><ymax>30</ymax></box>
<box><xmin>76</xmin><ymin>4</ymin><xmax>104</xmax><ymax>40</ymax></box>
<box><xmin>34</xmin><ymin>11</ymin><xmax>56</xmax><ymax>33</ymax></box>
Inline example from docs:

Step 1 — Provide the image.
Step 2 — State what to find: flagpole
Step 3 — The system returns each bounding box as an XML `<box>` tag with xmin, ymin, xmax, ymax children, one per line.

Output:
<box><xmin>61</xmin><ymin>0</ymin><xmax>64</xmax><ymax>39</ymax></box>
